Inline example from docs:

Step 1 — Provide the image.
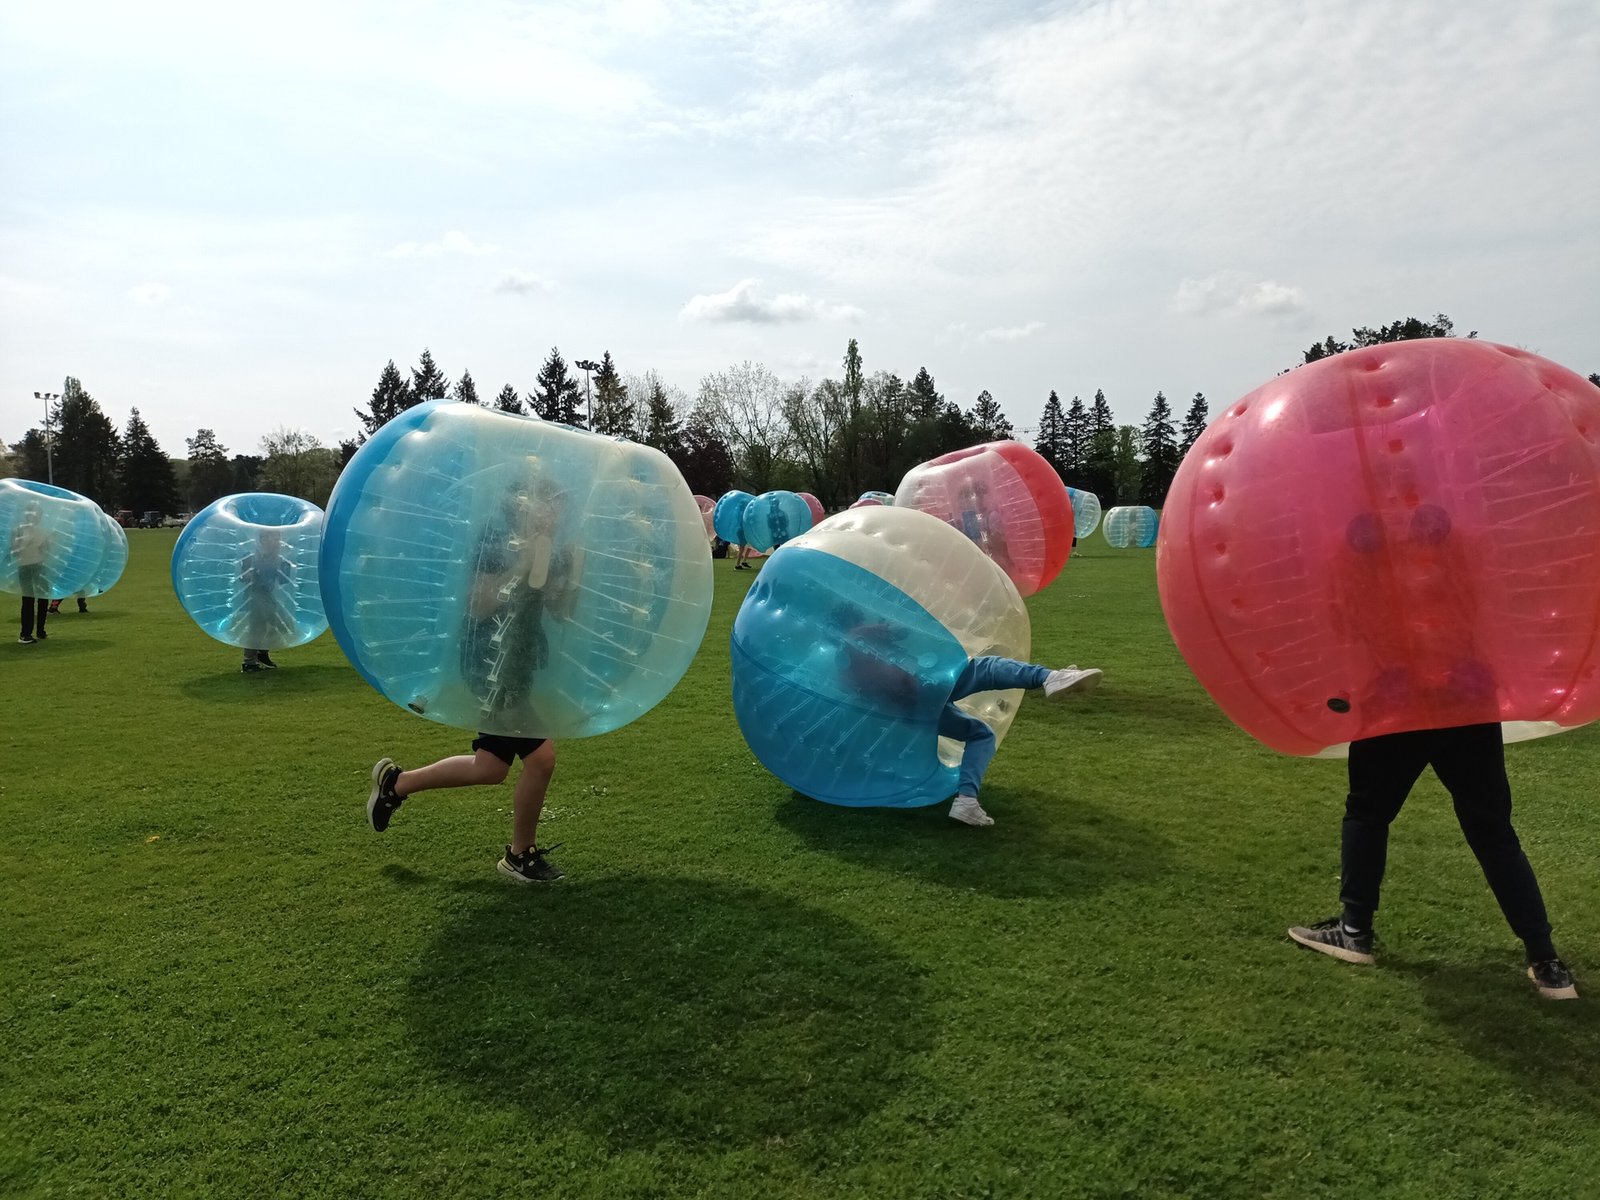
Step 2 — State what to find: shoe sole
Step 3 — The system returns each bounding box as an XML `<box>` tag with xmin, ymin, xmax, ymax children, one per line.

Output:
<box><xmin>1047</xmin><ymin>670</ymin><xmax>1102</xmax><ymax>697</ymax></box>
<box><xmin>497</xmin><ymin>858</ymin><xmax>562</xmax><ymax>883</ymax></box>
<box><xmin>1528</xmin><ymin>967</ymin><xmax>1579</xmax><ymax>1000</ymax></box>
<box><xmin>368</xmin><ymin>758</ymin><xmax>395</xmax><ymax>831</ymax></box>
<box><xmin>1287</xmin><ymin>927</ymin><xmax>1375</xmax><ymax>965</ymax></box>
<box><xmin>949</xmin><ymin>809</ymin><xmax>994</xmax><ymax>827</ymax></box>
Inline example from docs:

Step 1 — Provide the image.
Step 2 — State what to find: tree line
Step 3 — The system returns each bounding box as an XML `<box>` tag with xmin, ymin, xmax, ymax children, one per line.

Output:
<box><xmin>10</xmin><ymin>313</ymin><xmax>1561</xmax><ymax>518</ymax></box>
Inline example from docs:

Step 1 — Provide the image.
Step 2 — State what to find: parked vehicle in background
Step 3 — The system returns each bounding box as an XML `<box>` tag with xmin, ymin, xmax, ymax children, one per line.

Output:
<box><xmin>141</xmin><ymin>511</ymin><xmax>164</xmax><ymax>528</ymax></box>
<box><xmin>115</xmin><ymin>510</ymin><xmax>135</xmax><ymax>527</ymax></box>
<box><xmin>165</xmin><ymin>513</ymin><xmax>193</xmax><ymax>527</ymax></box>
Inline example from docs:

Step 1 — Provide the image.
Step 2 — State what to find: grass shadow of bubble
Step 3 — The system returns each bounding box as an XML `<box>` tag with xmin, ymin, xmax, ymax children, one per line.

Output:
<box><xmin>406</xmin><ymin>876</ymin><xmax>932</xmax><ymax>1150</ymax></box>
<box><xmin>177</xmin><ymin>663</ymin><xmax>359</xmax><ymax>704</ymax></box>
<box><xmin>1391</xmin><ymin>954</ymin><xmax>1600</xmax><ymax>1116</ymax></box>
<box><xmin>774</xmin><ymin>786</ymin><xmax>1174</xmax><ymax>899</ymax></box>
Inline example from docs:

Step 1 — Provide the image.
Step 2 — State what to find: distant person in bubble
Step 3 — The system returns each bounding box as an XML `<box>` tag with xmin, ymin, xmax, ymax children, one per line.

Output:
<box><xmin>11</xmin><ymin>501</ymin><xmax>49</xmax><ymax>644</ymax></box>
<box><xmin>955</xmin><ymin>480</ymin><xmax>1015</xmax><ymax>580</ymax></box>
<box><xmin>1289</xmin><ymin>504</ymin><xmax>1577</xmax><ymax>1000</ymax></box>
<box><xmin>369</xmin><ymin>476</ymin><xmax>584</xmax><ymax>884</ymax></box>
<box><xmin>835</xmin><ymin>605</ymin><xmax>1102</xmax><ymax>827</ymax></box>
<box><xmin>234</xmin><ymin>527</ymin><xmax>294</xmax><ymax>672</ymax></box>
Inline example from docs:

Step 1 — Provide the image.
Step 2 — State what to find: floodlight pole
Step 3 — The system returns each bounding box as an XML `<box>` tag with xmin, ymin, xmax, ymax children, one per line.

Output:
<box><xmin>574</xmin><ymin>359</ymin><xmax>600</xmax><ymax>431</ymax></box>
<box><xmin>34</xmin><ymin>391</ymin><xmax>60</xmax><ymax>484</ymax></box>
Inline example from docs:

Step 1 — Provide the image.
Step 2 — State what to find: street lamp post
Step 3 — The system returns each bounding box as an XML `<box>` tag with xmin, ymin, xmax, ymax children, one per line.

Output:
<box><xmin>34</xmin><ymin>391</ymin><xmax>60</xmax><ymax>484</ymax></box>
<box><xmin>574</xmin><ymin>359</ymin><xmax>600</xmax><ymax>431</ymax></box>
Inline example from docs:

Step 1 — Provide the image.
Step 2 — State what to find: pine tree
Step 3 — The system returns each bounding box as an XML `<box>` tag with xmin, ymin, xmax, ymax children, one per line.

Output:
<box><xmin>908</xmin><ymin>367</ymin><xmax>942</xmax><ymax>420</ymax></box>
<box><xmin>1081</xmin><ymin>389</ymin><xmax>1118</xmax><ymax>502</ymax></box>
<box><xmin>642</xmin><ymin>376</ymin><xmax>682</xmax><ymax>456</ymax></box>
<box><xmin>120</xmin><ymin>408</ymin><xmax>180</xmax><ymax>516</ymax></box>
<box><xmin>1034</xmin><ymin>390</ymin><xmax>1066</xmax><ymax>472</ymax></box>
<box><xmin>51</xmin><ymin>378</ymin><xmax>122</xmax><ymax>505</ymax></box>
<box><xmin>966</xmin><ymin>390</ymin><xmax>1014</xmax><ymax>442</ymax></box>
<box><xmin>185</xmin><ymin>428</ymin><xmax>233</xmax><ymax>510</ymax></box>
<box><xmin>590</xmin><ymin>351</ymin><xmax>633</xmax><ymax>437</ymax></box>
<box><xmin>411</xmin><ymin>348</ymin><xmax>450</xmax><ymax>404</ymax></box>
<box><xmin>1064</xmin><ymin>395</ymin><xmax>1089</xmax><ymax>478</ymax></box>
<box><xmin>452</xmin><ymin>369</ymin><xmax>480</xmax><ymax>405</ymax></box>
<box><xmin>1179</xmin><ymin>392</ymin><xmax>1209</xmax><ymax>455</ymax></box>
<box><xmin>493</xmin><ymin>384</ymin><xmax>523</xmax><ymax>415</ymax></box>
<box><xmin>532</xmin><ymin>347</ymin><xmax>583</xmax><ymax>425</ymax></box>
<box><xmin>1138</xmin><ymin>391</ymin><xmax>1180</xmax><ymax>507</ymax></box>
<box><xmin>354</xmin><ymin>361</ymin><xmax>413</xmax><ymax>440</ymax></box>
<box><xmin>1113</xmin><ymin>425</ymin><xmax>1143</xmax><ymax>504</ymax></box>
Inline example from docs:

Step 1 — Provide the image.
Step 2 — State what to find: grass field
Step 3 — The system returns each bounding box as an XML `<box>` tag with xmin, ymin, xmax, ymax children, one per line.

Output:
<box><xmin>3</xmin><ymin>530</ymin><xmax>1597</xmax><ymax>1199</ymax></box>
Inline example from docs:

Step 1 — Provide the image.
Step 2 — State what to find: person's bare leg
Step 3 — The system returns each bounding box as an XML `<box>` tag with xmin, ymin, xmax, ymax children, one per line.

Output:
<box><xmin>511</xmin><ymin>740</ymin><xmax>556</xmax><ymax>854</ymax></box>
<box><xmin>396</xmin><ymin>750</ymin><xmax>508</xmax><ymax>797</ymax></box>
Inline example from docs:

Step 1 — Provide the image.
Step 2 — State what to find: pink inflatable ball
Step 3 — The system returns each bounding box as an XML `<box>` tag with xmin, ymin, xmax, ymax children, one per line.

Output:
<box><xmin>1157</xmin><ymin>339</ymin><xmax>1600</xmax><ymax>757</ymax></box>
<box><xmin>858</xmin><ymin>490</ymin><xmax>895</xmax><ymax>507</ymax></box>
<box><xmin>894</xmin><ymin>440</ymin><xmax>1073</xmax><ymax>598</ymax></box>
<box><xmin>797</xmin><ymin>492</ymin><xmax>826</xmax><ymax>525</ymax></box>
<box><xmin>694</xmin><ymin>494</ymin><xmax>716</xmax><ymax>539</ymax></box>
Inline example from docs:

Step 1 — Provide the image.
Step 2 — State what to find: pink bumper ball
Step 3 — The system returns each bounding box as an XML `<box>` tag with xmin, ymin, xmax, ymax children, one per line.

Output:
<box><xmin>798</xmin><ymin>492</ymin><xmax>826</xmax><ymax>525</ymax></box>
<box><xmin>694</xmin><ymin>494</ymin><xmax>716</xmax><ymax>539</ymax></box>
<box><xmin>1157</xmin><ymin>339</ymin><xmax>1600</xmax><ymax>756</ymax></box>
<box><xmin>895</xmin><ymin>441</ymin><xmax>1073</xmax><ymax>597</ymax></box>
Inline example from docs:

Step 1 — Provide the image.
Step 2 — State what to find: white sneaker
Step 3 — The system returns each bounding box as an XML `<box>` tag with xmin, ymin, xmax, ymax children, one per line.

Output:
<box><xmin>949</xmin><ymin>795</ymin><xmax>994</xmax><ymax>827</ymax></box>
<box><xmin>1044</xmin><ymin>666</ymin><xmax>1102</xmax><ymax>697</ymax></box>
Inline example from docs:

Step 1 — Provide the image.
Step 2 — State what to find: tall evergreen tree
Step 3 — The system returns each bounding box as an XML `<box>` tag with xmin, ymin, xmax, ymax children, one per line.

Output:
<box><xmin>1034</xmin><ymin>390</ymin><xmax>1067</xmax><ymax>473</ymax></box>
<box><xmin>452</xmin><ymin>369</ymin><xmax>480</xmax><ymax>405</ymax></box>
<box><xmin>1138</xmin><ymin>391</ymin><xmax>1180</xmax><ymax>507</ymax></box>
<box><xmin>493</xmin><ymin>384</ymin><xmax>523</xmax><ymax>415</ymax></box>
<box><xmin>1063</xmin><ymin>395</ymin><xmax>1089</xmax><ymax>478</ymax></box>
<box><xmin>1179</xmin><ymin>392</ymin><xmax>1209</xmax><ymax>455</ymax></box>
<box><xmin>120</xmin><ymin>408</ymin><xmax>180</xmax><ymax>515</ymax></box>
<box><xmin>52</xmin><ymin>378</ymin><xmax>122</xmax><ymax>505</ymax></box>
<box><xmin>231</xmin><ymin>454</ymin><xmax>262</xmax><ymax>492</ymax></box>
<box><xmin>908</xmin><ymin>367</ymin><xmax>942</xmax><ymax>420</ymax></box>
<box><xmin>675</xmin><ymin>420</ymin><xmax>734</xmax><ymax>498</ymax></box>
<box><xmin>355</xmin><ymin>360</ymin><xmax>413</xmax><ymax>440</ymax></box>
<box><xmin>1080</xmin><ymin>389</ymin><xmax>1118</xmax><ymax>502</ymax></box>
<box><xmin>839</xmin><ymin>339</ymin><xmax>866</xmax><ymax>497</ymax></box>
<box><xmin>1113</xmin><ymin>425</ymin><xmax>1143</xmax><ymax>504</ymax></box>
<box><xmin>185</xmin><ymin>428</ymin><xmax>233</xmax><ymax>510</ymax></box>
<box><xmin>11</xmin><ymin>429</ymin><xmax>52</xmax><ymax>482</ymax></box>
<box><xmin>532</xmin><ymin>347</ymin><xmax>583</xmax><ymax>425</ymax></box>
<box><xmin>966</xmin><ymin>390</ymin><xmax>1014</xmax><ymax>441</ymax></box>
<box><xmin>589</xmin><ymin>351</ymin><xmax>633</xmax><ymax>437</ymax></box>
<box><xmin>411</xmin><ymin>348</ymin><xmax>450</xmax><ymax>404</ymax></box>
<box><xmin>641</xmin><ymin>376</ymin><xmax>682</xmax><ymax>456</ymax></box>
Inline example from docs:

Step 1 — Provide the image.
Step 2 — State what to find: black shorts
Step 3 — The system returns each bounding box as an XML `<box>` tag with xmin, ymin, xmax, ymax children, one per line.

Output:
<box><xmin>472</xmin><ymin>732</ymin><xmax>549</xmax><ymax>765</ymax></box>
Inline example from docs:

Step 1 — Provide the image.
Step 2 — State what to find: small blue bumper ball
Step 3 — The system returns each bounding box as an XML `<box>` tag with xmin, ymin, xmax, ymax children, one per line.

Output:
<box><xmin>82</xmin><ymin>514</ymin><xmax>129</xmax><ymax>598</ymax></box>
<box><xmin>713</xmin><ymin>490</ymin><xmax>754</xmax><ymax>543</ymax></box>
<box><xmin>731</xmin><ymin>507</ymin><xmax>1031</xmax><ymax>808</ymax></box>
<box><xmin>741</xmin><ymin>490</ymin><xmax>813</xmax><ymax>554</ymax></box>
<box><xmin>1</xmin><ymin>479</ymin><xmax>107</xmax><ymax>600</ymax></box>
<box><xmin>172</xmin><ymin>493</ymin><xmax>328</xmax><ymax>649</ymax></box>
<box><xmin>320</xmin><ymin>400</ymin><xmax>714</xmax><ymax>740</ymax></box>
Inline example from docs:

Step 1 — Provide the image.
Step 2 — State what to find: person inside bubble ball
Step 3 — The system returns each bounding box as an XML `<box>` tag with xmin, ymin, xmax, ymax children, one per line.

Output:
<box><xmin>954</xmin><ymin>479</ymin><xmax>1014</xmax><ymax>579</ymax></box>
<box><xmin>835</xmin><ymin>605</ymin><xmax>1102</xmax><ymax>827</ymax></box>
<box><xmin>11</xmin><ymin>500</ymin><xmax>50</xmax><ymax>645</ymax></box>
<box><xmin>1288</xmin><ymin>502</ymin><xmax>1578</xmax><ymax>1000</ymax></box>
<box><xmin>367</xmin><ymin>473</ymin><xmax>583</xmax><ymax>884</ymax></box>
<box><xmin>236</xmin><ymin>527</ymin><xmax>293</xmax><ymax>672</ymax></box>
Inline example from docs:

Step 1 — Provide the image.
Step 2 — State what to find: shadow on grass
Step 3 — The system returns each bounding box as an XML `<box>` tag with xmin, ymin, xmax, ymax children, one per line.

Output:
<box><xmin>177</xmin><ymin>663</ymin><xmax>356</xmax><ymax>703</ymax></box>
<box><xmin>8</xmin><ymin>637</ymin><xmax>115</xmax><ymax>657</ymax></box>
<box><xmin>407</xmin><ymin>876</ymin><xmax>931</xmax><ymax>1148</ymax></box>
<box><xmin>1392</xmin><ymin>955</ymin><xmax>1599</xmax><ymax>1115</ymax></box>
<box><xmin>773</xmin><ymin>787</ymin><xmax>1173</xmax><ymax>899</ymax></box>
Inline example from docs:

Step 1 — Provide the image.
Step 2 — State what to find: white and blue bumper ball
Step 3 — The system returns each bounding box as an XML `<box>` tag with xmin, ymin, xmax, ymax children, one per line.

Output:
<box><xmin>1</xmin><ymin>479</ymin><xmax>108</xmax><ymax>599</ymax></box>
<box><xmin>1065</xmin><ymin>487</ymin><xmax>1103</xmax><ymax>539</ymax></box>
<box><xmin>79</xmin><ymin>512</ymin><xmax>129</xmax><ymax>597</ymax></box>
<box><xmin>741</xmin><ymin>490</ymin><xmax>813</xmax><ymax>554</ymax></box>
<box><xmin>731</xmin><ymin>506</ymin><xmax>1031</xmax><ymax>808</ymax></box>
<box><xmin>172</xmin><ymin>493</ymin><xmax>328</xmax><ymax>649</ymax></box>
<box><xmin>320</xmin><ymin>401</ymin><xmax>714</xmax><ymax>740</ymax></box>
<box><xmin>713</xmin><ymin>490</ymin><xmax>754</xmax><ymax>544</ymax></box>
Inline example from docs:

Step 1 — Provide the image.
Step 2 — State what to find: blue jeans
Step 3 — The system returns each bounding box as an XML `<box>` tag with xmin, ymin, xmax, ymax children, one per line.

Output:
<box><xmin>938</xmin><ymin>656</ymin><xmax>1050</xmax><ymax>798</ymax></box>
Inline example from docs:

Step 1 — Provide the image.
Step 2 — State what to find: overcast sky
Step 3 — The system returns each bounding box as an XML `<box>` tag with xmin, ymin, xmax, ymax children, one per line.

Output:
<box><xmin>2</xmin><ymin>0</ymin><xmax>1595</xmax><ymax>460</ymax></box>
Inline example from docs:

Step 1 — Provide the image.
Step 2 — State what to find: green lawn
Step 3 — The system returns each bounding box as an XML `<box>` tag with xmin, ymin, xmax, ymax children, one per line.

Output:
<box><xmin>3</xmin><ymin>531</ymin><xmax>1596</xmax><ymax>1199</ymax></box>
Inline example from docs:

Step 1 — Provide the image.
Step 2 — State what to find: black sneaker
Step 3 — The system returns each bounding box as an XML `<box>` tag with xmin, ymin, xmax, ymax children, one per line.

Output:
<box><xmin>241</xmin><ymin>661</ymin><xmax>262</xmax><ymax>672</ymax></box>
<box><xmin>368</xmin><ymin>758</ymin><xmax>403</xmax><ymax>832</ymax></box>
<box><xmin>1527</xmin><ymin>959</ymin><xmax>1579</xmax><ymax>1001</ymax></box>
<box><xmin>77</xmin><ymin>600</ymin><xmax>88</xmax><ymax>613</ymax></box>
<box><xmin>17</xmin><ymin>635</ymin><xmax>36</xmax><ymax>645</ymax></box>
<box><xmin>498</xmin><ymin>843</ymin><xmax>564</xmax><ymax>883</ymax></box>
<box><xmin>1288</xmin><ymin>916</ymin><xmax>1376</xmax><ymax>965</ymax></box>
<box><xmin>35</xmin><ymin>629</ymin><xmax>46</xmax><ymax>639</ymax></box>
<box><xmin>258</xmin><ymin>653</ymin><xmax>278</xmax><ymax>669</ymax></box>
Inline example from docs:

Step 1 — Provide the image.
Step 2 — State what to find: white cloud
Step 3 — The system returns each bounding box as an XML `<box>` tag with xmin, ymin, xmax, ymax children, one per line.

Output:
<box><xmin>979</xmin><ymin>320</ymin><xmax>1044</xmax><ymax>343</ymax></box>
<box><xmin>679</xmin><ymin>278</ymin><xmax>862</xmax><ymax>324</ymax></box>
<box><xmin>494</xmin><ymin>270</ymin><xmax>553</xmax><ymax>296</ymax></box>
<box><xmin>128</xmin><ymin>281</ymin><xmax>172</xmax><ymax>305</ymax></box>
<box><xmin>384</xmin><ymin>230</ymin><xmax>500</xmax><ymax>259</ymax></box>
<box><xmin>1172</xmin><ymin>272</ymin><xmax>1307</xmax><ymax>319</ymax></box>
